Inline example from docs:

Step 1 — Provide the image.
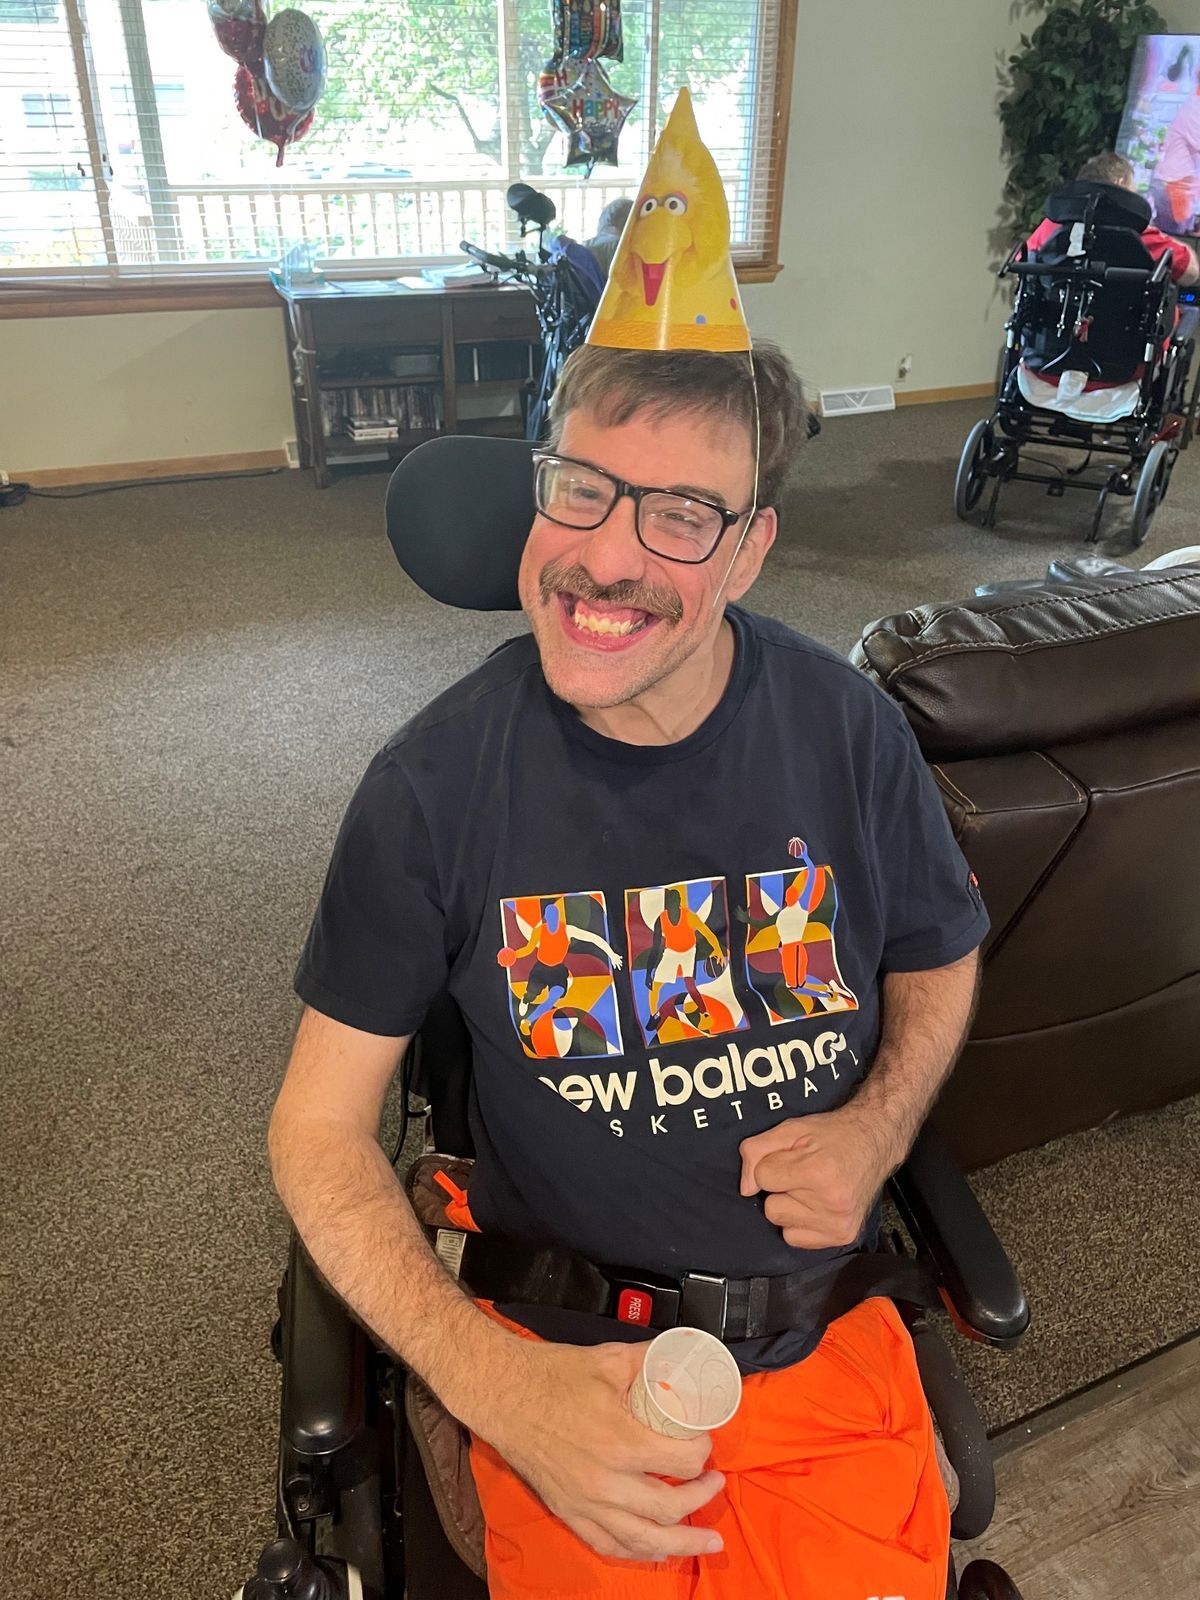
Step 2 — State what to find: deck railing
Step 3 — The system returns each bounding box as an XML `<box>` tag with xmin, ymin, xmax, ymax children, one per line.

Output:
<box><xmin>104</xmin><ymin>173</ymin><xmax>746</xmax><ymax>267</ymax></box>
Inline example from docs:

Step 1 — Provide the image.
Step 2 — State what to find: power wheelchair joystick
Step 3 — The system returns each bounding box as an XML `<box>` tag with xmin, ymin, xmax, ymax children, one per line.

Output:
<box><xmin>236</xmin><ymin>1537</ymin><xmax>362</xmax><ymax>1600</ymax></box>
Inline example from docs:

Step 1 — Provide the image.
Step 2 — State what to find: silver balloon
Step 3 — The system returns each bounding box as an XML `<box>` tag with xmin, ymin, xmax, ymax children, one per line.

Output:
<box><xmin>207</xmin><ymin>0</ymin><xmax>257</xmax><ymax>22</ymax></box>
<box><xmin>263</xmin><ymin>9</ymin><xmax>326</xmax><ymax>114</ymax></box>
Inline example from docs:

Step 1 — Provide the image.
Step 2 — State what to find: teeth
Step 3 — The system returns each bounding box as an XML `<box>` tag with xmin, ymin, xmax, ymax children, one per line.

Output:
<box><xmin>572</xmin><ymin>603</ymin><xmax>644</xmax><ymax>637</ymax></box>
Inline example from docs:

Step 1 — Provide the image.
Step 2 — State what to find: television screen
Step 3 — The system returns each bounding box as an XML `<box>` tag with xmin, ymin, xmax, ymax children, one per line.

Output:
<box><xmin>1117</xmin><ymin>35</ymin><xmax>1200</xmax><ymax>236</ymax></box>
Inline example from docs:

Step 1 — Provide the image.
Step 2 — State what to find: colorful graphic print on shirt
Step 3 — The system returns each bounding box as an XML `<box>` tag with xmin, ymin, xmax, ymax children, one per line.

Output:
<box><xmin>742</xmin><ymin>852</ymin><xmax>858</xmax><ymax>1024</ymax></box>
<box><xmin>497</xmin><ymin>861</ymin><xmax>858</xmax><ymax>1061</ymax></box>
<box><xmin>497</xmin><ymin>891</ymin><xmax>625</xmax><ymax>1060</ymax></box>
<box><xmin>625</xmin><ymin>877</ymin><xmax>748</xmax><ymax>1047</ymax></box>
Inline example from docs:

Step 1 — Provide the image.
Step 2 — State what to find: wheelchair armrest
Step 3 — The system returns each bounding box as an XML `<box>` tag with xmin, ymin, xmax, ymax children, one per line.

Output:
<box><xmin>280</xmin><ymin>1233</ymin><xmax>368</xmax><ymax>1458</ymax></box>
<box><xmin>888</xmin><ymin>1124</ymin><xmax>1030</xmax><ymax>1350</ymax></box>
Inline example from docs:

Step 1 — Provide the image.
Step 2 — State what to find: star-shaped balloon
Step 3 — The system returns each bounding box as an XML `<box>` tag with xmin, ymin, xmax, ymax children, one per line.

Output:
<box><xmin>539</xmin><ymin>55</ymin><xmax>636</xmax><ymax>172</ymax></box>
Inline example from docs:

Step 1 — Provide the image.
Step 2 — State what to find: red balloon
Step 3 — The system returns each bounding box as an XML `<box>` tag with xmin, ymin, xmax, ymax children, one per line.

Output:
<box><xmin>234</xmin><ymin>64</ymin><xmax>313</xmax><ymax>167</ymax></box>
<box><xmin>212</xmin><ymin>14</ymin><xmax>264</xmax><ymax>73</ymax></box>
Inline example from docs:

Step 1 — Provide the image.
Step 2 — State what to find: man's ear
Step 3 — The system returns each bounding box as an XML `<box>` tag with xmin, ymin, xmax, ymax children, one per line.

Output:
<box><xmin>726</xmin><ymin>506</ymin><xmax>778</xmax><ymax>602</ymax></box>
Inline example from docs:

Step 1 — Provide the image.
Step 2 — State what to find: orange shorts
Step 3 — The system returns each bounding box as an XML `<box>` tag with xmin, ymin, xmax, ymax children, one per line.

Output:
<box><xmin>469</xmin><ymin>1297</ymin><xmax>950</xmax><ymax>1600</ymax></box>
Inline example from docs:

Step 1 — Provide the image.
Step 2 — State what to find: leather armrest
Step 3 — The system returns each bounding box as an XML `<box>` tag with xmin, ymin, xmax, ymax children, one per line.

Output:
<box><xmin>280</xmin><ymin>1233</ymin><xmax>368</xmax><ymax>1458</ymax></box>
<box><xmin>888</xmin><ymin>1125</ymin><xmax>1030</xmax><ymax>1349</ymax></box>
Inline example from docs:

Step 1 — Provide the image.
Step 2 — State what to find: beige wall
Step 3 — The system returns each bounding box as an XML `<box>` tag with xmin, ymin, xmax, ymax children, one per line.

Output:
<box><xmin>1</xmin><ymin>308</ymin><xmax>294</xmax><ymax>473</ymax></box>
<box><xmin>744</xmin><ymin>0</ymin><xmax>1024</xmax><ymax>397</ymax></box>
<box><xmin>6</xmin><ymin>0</ymin><xmax>1186</xmax><ymax>473</ymax></box>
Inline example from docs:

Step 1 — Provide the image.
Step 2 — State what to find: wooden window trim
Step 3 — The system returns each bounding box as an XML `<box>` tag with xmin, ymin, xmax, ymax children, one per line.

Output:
<box><xmin>0</xmin><ymin>259</ymin><xmax>784</xmax><ymax>320</ymax></box>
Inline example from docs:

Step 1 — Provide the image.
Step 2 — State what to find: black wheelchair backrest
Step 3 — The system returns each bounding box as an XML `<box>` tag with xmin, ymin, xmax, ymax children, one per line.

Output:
<box><xmin>1034</xmin><ymin>223</ymin><xmax>1154</xmax><ymax>274</ymax></box>
<box><xmin>384</xmin><ymin>434</ymin><xmax>536</xmax><ymax>610</ymax></box>
<box><xmin>408</xmin><ymin>992</ymin><xmax>477</xmax><ymax>1157</ymax></box>
<box><xmin>1020</xmin><ymin>183</ymin><xmax>1169</xmax><ymax>384</ymax></box>
<box><xmin>1044</xmin><ymin>178</ymin><xmax>1151</xmax><ymax>234</ymax></box>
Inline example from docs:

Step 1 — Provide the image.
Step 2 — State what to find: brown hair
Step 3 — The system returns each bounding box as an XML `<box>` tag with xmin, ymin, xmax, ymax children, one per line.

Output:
<box><xmin>1076</xmin><ymin>152</ymin><xmax>1134</xmax><ymax>188</ymax></box>
<box><xmin>547</xmin><ymin>342</ymin><xmax>812</xmax><ymax>507</ymax></box>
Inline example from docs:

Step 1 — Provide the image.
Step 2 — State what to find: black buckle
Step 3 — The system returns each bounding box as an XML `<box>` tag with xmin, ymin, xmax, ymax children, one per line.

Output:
<box><xmin>680</xmin><ymin>1272</ymin><xmax>729</xmax><ymax>1337</ymax></box>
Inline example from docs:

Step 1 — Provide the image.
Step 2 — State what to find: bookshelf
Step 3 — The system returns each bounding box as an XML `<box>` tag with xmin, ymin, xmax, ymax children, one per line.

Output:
<box><xmin>276</xmin><ymin>281</ymin><xmax>541</xmax><ymax>488</ymax></box>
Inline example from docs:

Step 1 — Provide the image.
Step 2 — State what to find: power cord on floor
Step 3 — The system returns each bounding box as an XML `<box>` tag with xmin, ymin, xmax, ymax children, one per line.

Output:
<box><xmin>0</xmin><ymin>466</ymin><xmax>284</xmax><ymax>504</ymax></box>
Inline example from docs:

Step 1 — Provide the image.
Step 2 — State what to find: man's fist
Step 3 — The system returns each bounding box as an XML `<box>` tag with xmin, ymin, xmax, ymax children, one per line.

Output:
<box><xmin>738</xmin><ymin>1107</ymin><xmax>889</xmax><ymax>1250</ymax></box>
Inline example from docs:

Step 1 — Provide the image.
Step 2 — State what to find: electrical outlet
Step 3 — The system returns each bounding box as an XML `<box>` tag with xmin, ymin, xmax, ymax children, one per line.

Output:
<box><xmin>283</xmin><ymin>439</ymin><xmax>300</xmax><ymax>469</ymax></box>
<box><xmin>898</xmin><ymin>354</ymin><xmax>913</xmax><ymax>380</ymax></box>
<box><xmin>0</xmin><ymin>469</ymin><xmax>10</xmax><ymax>487</ymax></box>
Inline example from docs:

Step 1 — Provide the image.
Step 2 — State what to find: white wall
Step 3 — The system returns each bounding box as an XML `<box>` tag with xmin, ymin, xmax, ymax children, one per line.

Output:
<box><xmin>8</xmin><ymin>0</ymin><xmax>1187</xmax><ymax>474</ymax></box>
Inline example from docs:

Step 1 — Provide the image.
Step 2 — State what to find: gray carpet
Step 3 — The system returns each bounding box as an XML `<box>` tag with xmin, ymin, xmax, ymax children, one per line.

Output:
<box><xmin>2</xmin><ymin>399</ymin><xmax>1198</xmax><ymax>1599</ymax></box>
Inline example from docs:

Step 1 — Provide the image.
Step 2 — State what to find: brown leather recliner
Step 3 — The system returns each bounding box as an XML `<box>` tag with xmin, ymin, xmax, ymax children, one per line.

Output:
<box><xmin>853</xmin><ymin>565</ymin><xmax>1200</xmax><ymax>1172</ymax></box>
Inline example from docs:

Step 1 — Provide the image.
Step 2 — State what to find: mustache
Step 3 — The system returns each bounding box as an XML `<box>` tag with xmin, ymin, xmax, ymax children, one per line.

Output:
<box><xmin>539</xmin><ymin>560</ymin><xmax>684</xmax><ymax>624</ymax></box>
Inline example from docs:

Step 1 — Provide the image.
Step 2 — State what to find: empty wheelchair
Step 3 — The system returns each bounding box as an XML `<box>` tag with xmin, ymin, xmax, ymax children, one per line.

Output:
<box><xmin>240</xmin><ymin>437</ymin><xmax>1032</xmax><ymax>1600</ymax></box>
<box><xmin>956</xmin><ymin>178</ymin><xmax>1200</xmax><ymax>545</ymax></box>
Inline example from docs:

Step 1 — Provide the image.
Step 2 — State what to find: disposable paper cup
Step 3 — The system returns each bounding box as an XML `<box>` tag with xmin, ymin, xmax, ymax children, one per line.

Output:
<box><xmin>628</xmin><ymin>1327</ymin><xmax>742</xmax><ymax>1439</ymax></box>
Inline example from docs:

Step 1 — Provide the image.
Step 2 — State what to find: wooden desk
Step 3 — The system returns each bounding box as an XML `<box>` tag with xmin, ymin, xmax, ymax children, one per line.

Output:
<box><xmin>277</xmin><ymin>280</ymin><xmax>540</xmax><ymax>488</ymax></box>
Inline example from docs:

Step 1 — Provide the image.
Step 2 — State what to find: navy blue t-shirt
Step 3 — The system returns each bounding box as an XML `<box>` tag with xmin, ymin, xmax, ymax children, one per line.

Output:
<box><xmin>295</xmin><ymin>606</ymin><xmax>988</xmax><ymax>1370</ymax></box>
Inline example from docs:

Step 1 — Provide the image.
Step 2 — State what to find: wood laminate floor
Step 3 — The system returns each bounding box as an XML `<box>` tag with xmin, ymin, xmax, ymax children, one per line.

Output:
<box><xmin>954</xmin><ymin>1336</ymin><xmax>1200</xmax><ymax>1598</ymax></box>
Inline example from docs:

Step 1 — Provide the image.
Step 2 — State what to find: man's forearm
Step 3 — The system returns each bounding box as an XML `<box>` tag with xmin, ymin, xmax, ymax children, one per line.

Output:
<box><xmin>269</xmin><ymin>1117</ymin><xmax>522</xmax><ymax>1434</ymax></box>
<box><xmin>848</xmin><ymin>949</ymin><xmax>980</xmax><ymax>1174</ymax></box>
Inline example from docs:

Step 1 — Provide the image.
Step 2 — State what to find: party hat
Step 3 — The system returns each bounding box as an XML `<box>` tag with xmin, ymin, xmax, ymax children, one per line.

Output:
<box><xmin>586</xmin><ymin>87</ymin><xmax>750</xmax><ymax>353</ymax></box>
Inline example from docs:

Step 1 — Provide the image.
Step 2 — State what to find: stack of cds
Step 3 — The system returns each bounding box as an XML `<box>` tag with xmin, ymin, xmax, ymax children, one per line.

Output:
<box><xmin>345</xmin><ymin>414</ymin><xmax>400</xmax><ymax>442</ymax></box>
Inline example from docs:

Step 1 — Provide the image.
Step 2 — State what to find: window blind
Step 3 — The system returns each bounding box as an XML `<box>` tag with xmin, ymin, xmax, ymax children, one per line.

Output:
<box><xmin>0</xmin><ymin>0</ymin><xmax>789</xmax><ymax>284</ymax></box>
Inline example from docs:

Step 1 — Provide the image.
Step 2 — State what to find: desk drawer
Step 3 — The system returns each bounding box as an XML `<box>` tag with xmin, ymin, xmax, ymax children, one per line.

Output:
<box><xmin>451</xmin><ymin>292</ymin><xmax>539</xmax><ymax>343</ymax></box>
<box><xmin>309</xmin><ymin>298</ymin><xmax>444</xmax><ymax>345</ymax></box>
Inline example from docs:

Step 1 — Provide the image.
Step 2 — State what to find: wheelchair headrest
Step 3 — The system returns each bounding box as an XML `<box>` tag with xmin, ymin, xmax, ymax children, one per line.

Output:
<box><xmin>384</xmin><ymin>435</ymin><xmax>535</xmax><ymax>610</ymax></box>
<box><xmin>1045</xmin><ymin>179</ymin><xmax>1151</xmax><ymax>234</ymax></box>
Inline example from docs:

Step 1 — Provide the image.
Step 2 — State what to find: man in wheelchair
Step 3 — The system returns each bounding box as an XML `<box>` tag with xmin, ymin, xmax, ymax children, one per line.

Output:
<box><xmin>1026</xmin><ymin>152</ymin><xmax>1200</xmax><ymax>289</ymax></box>
<box><xmin>955</xmin><ymin>151</ymin><xmax>1200</xmax><ymax>542</ymax></box>
<box><xmin>268</xmin><ymin>95</ymin><xmax>995</xmax><ymax>1600</ymax></box>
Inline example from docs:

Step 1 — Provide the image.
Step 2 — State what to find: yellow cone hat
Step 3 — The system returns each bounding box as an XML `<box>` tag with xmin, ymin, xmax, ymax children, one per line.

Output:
<box><xmin>586</xmin><ymin>87</ymin><xmax>750</xmax><ymax>353</ymax></box>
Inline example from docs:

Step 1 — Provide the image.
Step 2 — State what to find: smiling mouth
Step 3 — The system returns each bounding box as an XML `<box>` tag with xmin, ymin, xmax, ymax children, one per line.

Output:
<box><xmin>557</xmin><ymin>592</ymin><xmax>662</xmax><ymax>649</ymax></box>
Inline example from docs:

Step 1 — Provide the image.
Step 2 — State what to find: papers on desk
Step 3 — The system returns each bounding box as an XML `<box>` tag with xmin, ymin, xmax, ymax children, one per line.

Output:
<box><xmin>326</xmin><ymin>278</ymin><xmax>411</xmax><ymax>294</ymax></box>
<box><xmin>393</xmin><ymin>267</ymin><xmax>494</xmax><ymax>291</ymax></box>
<box><xmin>419</xmin><ymin>263</ymin><xmax>493</xmax><ymax>288</ymax></box>
<box><xmin>276</xmin><ymin>269</ymin><xmax>508</xmax><ymax>298</ymax></box>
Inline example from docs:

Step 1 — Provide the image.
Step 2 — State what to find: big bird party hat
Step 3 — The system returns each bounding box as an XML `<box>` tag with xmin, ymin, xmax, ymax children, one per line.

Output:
<box><xmin>586</xmin><ymin>87</ymin><xmax>751</xmax><ymax>353</ymax></box>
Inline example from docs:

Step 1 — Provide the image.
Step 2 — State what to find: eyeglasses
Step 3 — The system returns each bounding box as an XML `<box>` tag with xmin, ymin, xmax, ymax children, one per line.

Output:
<box><xmin>531</xmin><ymin>452</ymin><xmax>754</xmax><ymax>564</ymax></box>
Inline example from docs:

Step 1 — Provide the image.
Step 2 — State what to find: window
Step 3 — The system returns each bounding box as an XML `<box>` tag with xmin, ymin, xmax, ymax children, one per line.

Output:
<box><xmin>111</xmin><ymin>81</ymin><xmax>185</xmax><ymax>114</ymax></box>
<box><xmin>0</xmin><ymin>0</ymin><xmax>60</xmax><ymax>21</ymax></box>
<box><xmin>22</xmin><ymin>90</ymin><xmax>72</xmax><ymax>128</ymax></box>
<box><xmin>0</xmin><ymin>0</ymin><xmax>794</xmax><ymax>286</ymax></box>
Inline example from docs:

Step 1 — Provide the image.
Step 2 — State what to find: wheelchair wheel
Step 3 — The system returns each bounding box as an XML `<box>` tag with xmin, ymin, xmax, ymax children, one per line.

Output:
<box><xmin>908</xmin><ymin>1316</ymin><xmax>995</xmax><ymax>1540</ymax></box>
<box><xmin>1129</xmin><ymin>439</ymin><xmax>1171</xmax><ymax>548</ymax></box>
<box><xmin>957</xmin><ymin>1558</ymin><xmax>1024</xmax><ymax>1599</ymax></box>
<box><xmin>954</xmin><ymin>419</ymin><xmax>993</xmax><ymax>522</ymax></box>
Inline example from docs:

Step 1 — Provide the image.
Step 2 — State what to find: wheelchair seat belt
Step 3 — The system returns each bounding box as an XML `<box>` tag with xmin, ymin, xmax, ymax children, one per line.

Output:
<box><xmin>440</xmin><ymin>1229</ymin><xmax>942</xmax><ymax>1343</ymax></box>
<box><xmin>408</xmin><ymin>1154</ymin><xmax>942</xmax><ymax>1344</ymax></box>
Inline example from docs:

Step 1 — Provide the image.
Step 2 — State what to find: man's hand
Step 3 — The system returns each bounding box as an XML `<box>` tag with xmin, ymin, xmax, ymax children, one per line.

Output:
<box><xmin>476</xmin><ymin>1337</ymin><xmax>725</xmax><ymax>1563</ymax></box>
<box><xmin>739</xmin><ymin>956</ymin><xmax>982</xmax><ymax>1250</ymax></box>
<box><xmin>738</xmin><ymin>1105</ymin><xmax>891</xmax><ymax>1250</ymax></box>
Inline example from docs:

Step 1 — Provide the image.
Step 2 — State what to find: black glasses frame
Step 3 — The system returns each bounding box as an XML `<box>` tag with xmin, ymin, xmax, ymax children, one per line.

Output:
<box><xmin>531</xmin><ymin>451</ymin><xmax>754</xmax><ymax>565</ymax></box>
